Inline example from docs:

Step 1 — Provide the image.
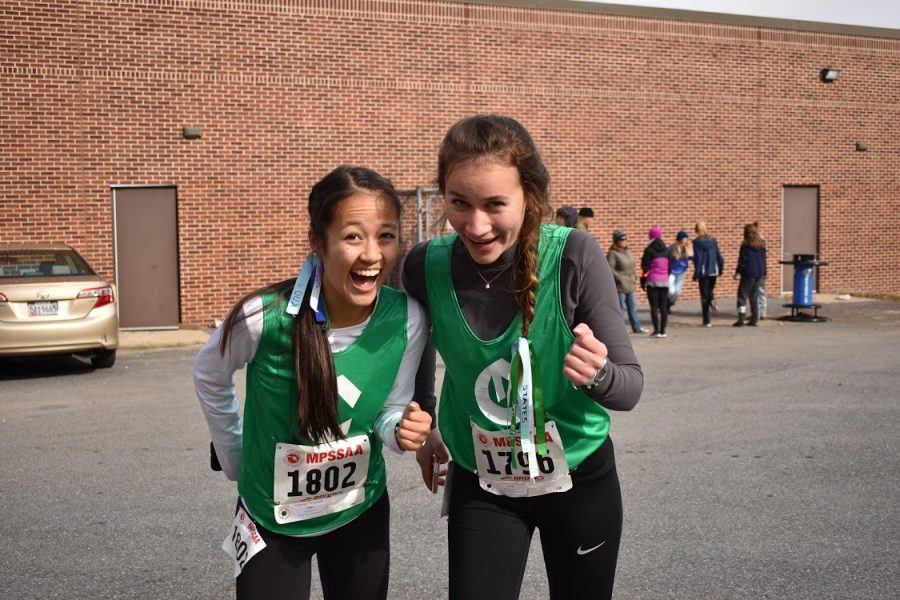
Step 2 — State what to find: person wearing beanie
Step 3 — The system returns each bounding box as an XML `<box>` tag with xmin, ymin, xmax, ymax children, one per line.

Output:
<box><xmin>691</xmin><ymin>221</ymin><xmax>725</xmax><ymax>327</ymax></box>
<box><xmin>667</xmin><ymin>230</ymin><xmax>693</xmax><ymax>310</ymax></box>
<box><xmin>607</xmin><ymin>230</ymin><xmax>648</xmax><ymax>334</ymax></box>
<box><xmin>577</xmin><ymin>207</ymin><xmax>595</xmax><ymax>233</ymax></box>
<box><xmin>641</xmin><ymin>227</ymin><xmax>673</xmax><ymax>338</ymax></box>
<box><xmin>554</xmin><ymin>205</ymin><xmax>578</xmax><ymax>228</ymax></box>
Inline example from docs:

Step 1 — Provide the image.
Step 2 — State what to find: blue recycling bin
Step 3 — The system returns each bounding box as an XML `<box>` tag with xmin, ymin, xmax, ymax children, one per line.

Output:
<box><xmin>779</xmin><ymin>254</ymin><xmax>829</xmax><ymax>322</ymax></box>
<box><xmin>792</xmin><ymin>254</ymin><xmax>816</xmax><ymax>308</ymax></box>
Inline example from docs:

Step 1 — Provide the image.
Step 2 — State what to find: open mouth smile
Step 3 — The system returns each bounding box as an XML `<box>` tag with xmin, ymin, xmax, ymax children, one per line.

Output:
<box><xmin>350</xmin><ymin>269</ymin><xmax>380</xmax><ymax>290</ymax></box>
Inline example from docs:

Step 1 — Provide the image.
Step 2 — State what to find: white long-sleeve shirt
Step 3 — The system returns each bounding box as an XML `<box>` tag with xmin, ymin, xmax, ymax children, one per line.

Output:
<box><xmin>193</xmin><ymin>293</ymin><xmax>428</xmax><ymax>481</ymax></box>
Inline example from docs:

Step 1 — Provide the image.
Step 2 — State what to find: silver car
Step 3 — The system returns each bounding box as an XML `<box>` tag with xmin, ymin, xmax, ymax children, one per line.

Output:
<box><xmin>0</xmin><ymin>244</ymin><xmax>119</xmax><ymax>368</ymax></box>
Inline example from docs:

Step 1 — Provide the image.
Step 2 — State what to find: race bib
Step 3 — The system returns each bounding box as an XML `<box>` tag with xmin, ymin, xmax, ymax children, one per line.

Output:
<box><xmin>471</xmin><ymin>420</ymin><xmax>572</xmax><ymax>497</ymax></box>
<box><xmin>272</xmin><ymin>434</ymin><xmax>370</xmax><ymax>524</ymax></box>
<box><xmin>222</xmin><ymin>506</ymin><xmax>267</xmax><ymax>578</ymax></box>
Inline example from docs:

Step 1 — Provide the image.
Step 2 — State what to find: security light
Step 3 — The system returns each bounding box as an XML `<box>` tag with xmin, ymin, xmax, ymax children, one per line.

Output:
<box><xmin>820</xmin><ymin>67</ymin><xmax>840</xmax><ymax>82</ymax></box>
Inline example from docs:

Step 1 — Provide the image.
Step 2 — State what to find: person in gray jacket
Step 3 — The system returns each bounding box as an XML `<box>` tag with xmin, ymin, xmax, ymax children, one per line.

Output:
<box><xmin>607</xmin><ymin>230</ymin><xmax>647</xmax><ymax>333</ymax></box>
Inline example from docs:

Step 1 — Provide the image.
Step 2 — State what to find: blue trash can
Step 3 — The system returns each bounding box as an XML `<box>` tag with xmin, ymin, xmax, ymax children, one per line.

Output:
<box><xmin>792</xmin><ymin>254</ymin><xmax>815</xmax><ymax>307</ymax></box>
<box><xmin>779</xmin><ymin>254</ymin><xmax>829</xmax><ymax>322</ymax></box>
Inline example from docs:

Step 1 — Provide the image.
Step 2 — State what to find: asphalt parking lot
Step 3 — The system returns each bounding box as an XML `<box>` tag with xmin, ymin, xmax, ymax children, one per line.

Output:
<box><xmin>1</xmin><ymin>294</ymin><xmax>898</xmax><ymax>599</ymax></box>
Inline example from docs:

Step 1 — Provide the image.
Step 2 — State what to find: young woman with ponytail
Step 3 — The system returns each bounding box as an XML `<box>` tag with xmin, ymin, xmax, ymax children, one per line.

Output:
<box><xmin>403</xmin><ymin>115</ymin><xmax>643</xmax><ymax>599</ymax></box>
<box><xmin>193</xmin><ymin>166</ymin><xmax>431</xmax><ymax>600</ymax></box>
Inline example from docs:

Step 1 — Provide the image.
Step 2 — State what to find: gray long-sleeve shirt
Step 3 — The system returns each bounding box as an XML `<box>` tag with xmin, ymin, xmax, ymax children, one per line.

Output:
<box><xmin>402</xmin><ymin>229</ymin><xmax>643</xmax><ymax>423</ymax></box>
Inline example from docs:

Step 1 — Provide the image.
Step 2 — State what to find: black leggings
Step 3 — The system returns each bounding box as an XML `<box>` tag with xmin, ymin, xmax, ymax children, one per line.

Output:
<box><xmin>447</xmin><ymin>462</ymin><xmax>623</xmax><ymax>600</ymax></box>
<box><xmin>235</xmin><ymin>493</ymin><xmax>390</xmax><ymax>600</ymax></box>
<box><xmin>698</xmin><ymin>276</ymin><xmax>718</xmax><ymax>324</ymax></box>
<box><xmin>646</xmin><ymin>286</ymin><xmax>669</xmax><ymax>334</ymax></box>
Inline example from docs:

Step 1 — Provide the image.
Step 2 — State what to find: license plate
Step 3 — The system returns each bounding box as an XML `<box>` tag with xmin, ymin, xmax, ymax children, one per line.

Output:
<box><xmin>28</xmin><ymin>301</ymin><xmax>58</xmax><ymax>317</ymax></box>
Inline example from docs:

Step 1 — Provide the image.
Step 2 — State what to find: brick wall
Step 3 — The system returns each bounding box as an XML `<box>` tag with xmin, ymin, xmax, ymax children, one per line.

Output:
<box><xmin>2</xmin><ymin>0</ymin><xmax>898</xmax><ymax>325</ymax></box>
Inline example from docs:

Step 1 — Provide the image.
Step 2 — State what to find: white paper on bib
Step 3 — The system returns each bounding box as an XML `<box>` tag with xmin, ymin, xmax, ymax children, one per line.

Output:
<box><xmin>222</xmin><ymin>506</ymin><xmax>267</xmax><ymax>578</ymax></box>
<box><xmin>471</xmin><ymin>421</ymin><xmax>572</xmax><ymax>497</ymax></box>
<box><xmin>272</xmin><ymin>433</ymin><xmax>370</xmax><ymax>524</ymax></box>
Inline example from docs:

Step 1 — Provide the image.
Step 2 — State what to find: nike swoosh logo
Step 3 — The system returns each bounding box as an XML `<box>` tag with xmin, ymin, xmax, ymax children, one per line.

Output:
<box><xmin>576</xmin><ymin>541</ymin><xmax>606</xmax><ymax>555</ymax></box>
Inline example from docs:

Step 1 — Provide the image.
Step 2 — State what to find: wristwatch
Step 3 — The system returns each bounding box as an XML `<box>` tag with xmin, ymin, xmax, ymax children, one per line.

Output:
<box><xmin>584</xmin><ymin>359</ymin><xmax>609</xmax><ymax>390</ymax></box>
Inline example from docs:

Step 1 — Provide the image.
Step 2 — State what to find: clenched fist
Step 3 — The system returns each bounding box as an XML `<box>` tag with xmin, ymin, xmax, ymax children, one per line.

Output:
<box><xmin>562</xmin><ymin>323</ymin><xmax>609</xmax><ymax>388</ymax></box>
<box><xmin>395</xmin><ymin>401</ymin><xmax>432</xmax><ymax>451</ymax></box>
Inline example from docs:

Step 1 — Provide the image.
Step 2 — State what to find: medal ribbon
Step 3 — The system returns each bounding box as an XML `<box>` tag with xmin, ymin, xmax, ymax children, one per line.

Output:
<box><xmin>286</xmin><ymin>253</ymin><xmax>326</xmax><ymax>323</ymax></box>
<box><xmin>506</xmin><ymin>337</ymin><xmax>547</xmax><ymax>479</ymax></box>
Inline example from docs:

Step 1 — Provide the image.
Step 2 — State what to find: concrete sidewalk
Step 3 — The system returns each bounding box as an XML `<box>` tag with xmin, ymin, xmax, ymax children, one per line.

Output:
<box><xmin>118</xmin><ymin>327</ymin><xmax>212</xmax><ymax>350</ymax></box>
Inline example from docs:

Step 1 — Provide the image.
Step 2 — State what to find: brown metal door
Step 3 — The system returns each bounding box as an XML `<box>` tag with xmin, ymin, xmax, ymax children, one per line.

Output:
<box><xmin>781</xmin><ymin>186</ymin><xmax>819</xmax><ymax>293</ymax></box>
<box><xmin>113</xmin><ymin>186</ymin><xmax>180</xmax><ymax>329</ymax></box>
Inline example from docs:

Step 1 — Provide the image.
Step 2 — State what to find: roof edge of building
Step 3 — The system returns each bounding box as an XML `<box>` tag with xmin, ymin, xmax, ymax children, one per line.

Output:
<box><xmin>450</xmin><ymin>0</ymin><xmax>900</xmax><ymax>40</ymax></box>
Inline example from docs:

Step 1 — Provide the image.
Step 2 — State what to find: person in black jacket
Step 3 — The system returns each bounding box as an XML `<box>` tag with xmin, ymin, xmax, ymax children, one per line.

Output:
<box><xmin>733</xmin><ymin>222</ymin><xmax>767</xmax><ymax>326</ymax></box>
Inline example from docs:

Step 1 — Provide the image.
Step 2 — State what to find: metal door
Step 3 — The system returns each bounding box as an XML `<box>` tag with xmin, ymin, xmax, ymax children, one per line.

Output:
<box><xmin>781</xmin><ymin>187</ymin><xmax>819</xmax><ymax>293</ymax></box>
<box><xmin>112</xmin><ymin>186</ymin><xmax>180</xmax><ymax>329</ymax></box>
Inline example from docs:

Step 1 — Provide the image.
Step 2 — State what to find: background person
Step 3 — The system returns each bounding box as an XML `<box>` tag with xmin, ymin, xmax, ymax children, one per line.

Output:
<box><xmin>733</xmin><ymin>222</ymin><xmax>767</xmax><ymax>327</ymax></box>
<box><xmin>607</xmin><ymin>229</ymin><xmax>647</xmax><ymax>334</ymax></box>
<box><xmin>691</xmin><ymin>221</ymin><xmax>725</xmax><ymax>327</ymax></box>
<box><xmin>641</xmin><ymin>226</ymin><xmax>672</xmax><ymax>338</ymax></box>
<box><xmin>403</xmin><ymin>115</ymin><xmax>643</xmax><ymax>600</ymax></box>
<box><xmin>753</xmin><ymin>220</ymin><xmax>767</xmax><ymax>320</ymax></box>
<box><xmin>667</xmin><ymin>229</ymin><xmax>693</xmax><ymax>310</ymax></box>
<box><xmin>554</xmin><ymin>205</ymin><xmax>578</xmax><ymax>228</ymax></box>
<box><xmin>577</xmin><ymin>207</ymin><xmax>595</xmax><ymax>232</ymax></box>
<box><xmin>194</xmin><ymin>166</ymin><xmax>431</xmax><ymax>600</ymax></box>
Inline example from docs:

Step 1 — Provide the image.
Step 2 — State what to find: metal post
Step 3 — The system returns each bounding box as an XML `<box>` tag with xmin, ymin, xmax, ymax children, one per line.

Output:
<box><xmin>425</xmin><ymin>190</ymin><xmax>432</xmax><ymax>240</ymax></box>
<box><xmin>415</xmin><ymin>187</ymin><xmax>423</xmax><ymax>244</ymax></box>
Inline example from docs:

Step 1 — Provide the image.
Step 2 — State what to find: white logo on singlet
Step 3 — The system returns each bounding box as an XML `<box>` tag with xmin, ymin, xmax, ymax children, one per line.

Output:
<box><xmin>473</xmin><ymin>359</ymin><xmax>512</xmax><ymax>425</ymax></box>
<box><xmin>337</xmin><ymin>375</ymin><xmax>360</xmax><ymax>434</ymax></box>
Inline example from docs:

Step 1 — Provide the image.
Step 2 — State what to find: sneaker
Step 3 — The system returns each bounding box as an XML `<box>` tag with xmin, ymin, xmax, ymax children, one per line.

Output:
<box><xmin>637</xmin><ymin>327</ymin><xmax>650</xmax><ymax>333</ymax></box>
<box><xmin>659</xmin><ymin>333</ymin><xmax>667</xmax><ymax>338</ymax></box>
<box><xmin>711</xmin><ymin>301</ymin><xmax>718</xmax><ymax>314</ymax></box>
<box><xmin>703</xmin><ymin>323</ymin><xmax>712</xmax><ymax>328</ymax></box>
<box><xmin>732</xmin><ymin>320</ymin><xmax>744</xmax><ymax>327</ymax></box>
<box><xmin>747</xmin><ymin>321</ymin><xmax>758</xmax><ymax>327</ymax></box>
<box><xmin>650</xmin><ymin>331</ymin><xmax>660</xmax><ymax>337</ymax></box>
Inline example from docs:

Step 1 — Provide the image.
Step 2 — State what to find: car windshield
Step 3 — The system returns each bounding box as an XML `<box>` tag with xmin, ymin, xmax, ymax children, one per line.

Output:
<box><xmin>0</xmin><ymin>249</ymin><xmax>95</xmax><ymax>278</ymax></box>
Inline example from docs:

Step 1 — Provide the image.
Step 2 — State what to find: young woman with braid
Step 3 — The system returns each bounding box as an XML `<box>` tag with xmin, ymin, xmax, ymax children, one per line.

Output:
<box><xmin>194</xmin><ymin>166</ymin><xmax>431</xmax><ymax>600</ymax></box>
<box><xmin>403</xmin><ymin>115</ymin><xmax>643</xmax><ymax>600</ymax></box>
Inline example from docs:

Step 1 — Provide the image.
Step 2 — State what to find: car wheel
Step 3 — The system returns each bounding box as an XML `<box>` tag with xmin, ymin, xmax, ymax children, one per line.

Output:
<box><xmin>91</xmin><ymin>349</ymin><xmax>116</xmax><ymax>369</ymax></box>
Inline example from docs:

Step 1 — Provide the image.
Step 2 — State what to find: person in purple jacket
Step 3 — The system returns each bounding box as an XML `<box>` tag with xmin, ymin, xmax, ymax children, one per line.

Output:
<box><xmin>733</xmin><ymin>222</ymin><xmax>767</xmax><ymax>326</ymax></box>
<box><xmin>640</xmin><ymin>226</ymin><xmax>673</xmax><ymax>338</ymax></box>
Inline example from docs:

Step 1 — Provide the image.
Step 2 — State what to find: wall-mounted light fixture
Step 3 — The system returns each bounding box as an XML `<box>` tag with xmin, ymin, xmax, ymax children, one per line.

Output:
<box><xmin>819</xmin><ymin>67</ymin><xmax>840</xmax><ymax>83</ymax></box>
<box><xmin>855</xmin><ymin>141</ymin><xmax>868</xmax><ymax>152</ymax></box>
<box><xmin>182</xmin><ymin>126</ymin><xmax>202</xmax><ymax>140</ymax></box>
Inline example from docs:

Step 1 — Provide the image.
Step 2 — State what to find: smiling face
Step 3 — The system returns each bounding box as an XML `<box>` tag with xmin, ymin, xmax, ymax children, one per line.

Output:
<box><xmin>310</xmin><ymin>192</ymin><xmax>400</xmax><ymax>328</ymax></box>
<box><xmin>443</xmin><ymin>158</ymin><xmax>527</xmax><ymax>265</ymax></box>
